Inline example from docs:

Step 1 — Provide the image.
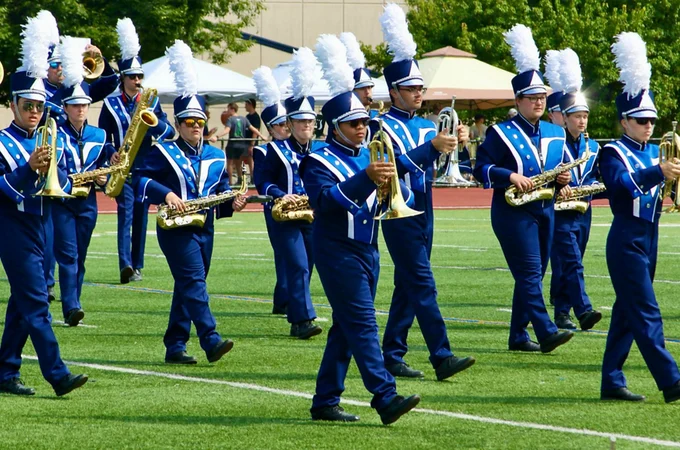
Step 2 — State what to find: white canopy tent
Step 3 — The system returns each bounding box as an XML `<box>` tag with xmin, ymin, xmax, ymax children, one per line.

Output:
<box><xmin>142</xmin><ymin>56</ymin><xmax>256</xmax><ymax>105</ymax></box>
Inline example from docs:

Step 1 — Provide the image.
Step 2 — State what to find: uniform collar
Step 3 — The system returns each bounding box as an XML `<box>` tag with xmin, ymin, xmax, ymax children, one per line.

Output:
<box><xmin>45</xmin><ymin>80</ymin><xmax>60</xmax><ymax>91</ymax></box>
<box><xmin>566</xmin><ymin>131</ymin><xmax>581</xmax><ymax>146</ymax></box>
<box><xmin>122</xmin><ymin>90</ymin><xmax>140</xmax><ymax>105</ymax></box>
<box><xmin>9</xmin><ymin>121</ymin><xmax>34</xmax><ymax>139</ymax></box>
<box><xmin>621</xmin><ymin>134</ymin><xmax>646</xmax><ymax>151</ymax></box>
<box><xmin>66</xmin><ymin>121</ymin><xmax>88</xmax><ymax>140</ymax></box>
<box><xmin>330</xmin><ymin>137</ymin><xmax>361</xmax><ymax>157</ymax></box>
<box><xmin>513</xmin><ymin>113</ymin><xmax>540</xmax><ymax>135</ymax></box>
<box><xmin>388</xmin><ymin>105</ymin><xmax>416</xmax><ymax>120</ymax></box>
<box><xmin>178</xmin><ymin>137</ymin><xmax>202</xmax><ymax>156</ymax></box>
<box><xmin>289</xmin><ymin>135</ymin><xmax>311</xmax><ymax>155</ymax></box>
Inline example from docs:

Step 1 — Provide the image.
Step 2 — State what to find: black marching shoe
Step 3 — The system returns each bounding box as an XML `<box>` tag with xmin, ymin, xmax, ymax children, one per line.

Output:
<box><xmin>47</xmin><ymin>285</ymin><xmax>56</xmax><ymax>303</ymax></box>
<box><xmin>311</xmin><ymin>405</ymin><xmax>360</xmax><ymax>422</ymax></box>
<box><xmin>120</xmin><ymin>266</ymin><xmax>134</xmax><ymax>284</ymax></box>
<box><xmin>578</xmin><ymin>310</ymin><xmax>603</xmax><ymax>331</ymax></box>
<box><xmin>508</xmin><ymin>341</ymin><xmax>541</xmax><ymax>352</ymax></box>
<box><xmin>386</xmin><ymin>363</ymin><xmax>424</xmax><ymax>378</ymax></box>
<box><xmin>272</xmin><ymin>305</ymin><xmax>287</xmax><ymax>315</ymax></box>
<box><xmin>539</xmin><ymin>331</ymin><xmax>574</xmax><ymax>353</ymax></box>
<box><xmin>435</xmin><ymin>355</ymin><xmax>476</xmax><ymax>381</ymax></box>
<box><xmin>0</xmin><ymin>378</ymin><xmax>35</xmax><ymax>396</ymax></box>
<box><xmin>663</xmin><ymin>381</ymin><xmax>680</xmax><ymax>404</ymax></box>
<box><xmin>65</xmin><ymin>309</ymin><xmax>85</xmax><ymax>327</ymax></box>
<box><xmin>555</xmin><ymin>314</ymin><xmax>576</xmax><ymax>330</ymax></box>
<box><xmin>165</xmin><ymin>351</ymin><xmax>198</xmax><ymax>365</ymax></box>
<box><xmin>601</xmin><ymin>387</ymin><xmax>646</xmax><ymax>402</ymax></box>
<box><xmin>206</xmin><ymin>339</ymin><xmax>234</xmax><ymax>363</ymax></box>
<box><xmin>378</xmin><ymin>394</ymin><xmax>421</xmax><ymax>425</ymax></box>
<box><xmin>290</xmin><ymin>321</ymin><xmax>323</xmax><ymax>340</ymax></box>
<box><xmin>53</xmin><ymin>374</ymin><xmax>88</xmax><ymax>397</ymax></box>
<box><xmin>130</xmin><ymin>269</ymin><xmax>143</xmax><ymax>282</ymax></box>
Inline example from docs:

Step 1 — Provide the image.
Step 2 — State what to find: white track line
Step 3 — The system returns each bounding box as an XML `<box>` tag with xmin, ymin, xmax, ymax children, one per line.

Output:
<box><xmin>52</xmin><ymin>320</ymin><xmax>98</xmax><ymax>329</ymax></box>
<box><xmin>21</xmin><ymin>356</ymin><xmax>680</xmax><ymax>447</ymax></box>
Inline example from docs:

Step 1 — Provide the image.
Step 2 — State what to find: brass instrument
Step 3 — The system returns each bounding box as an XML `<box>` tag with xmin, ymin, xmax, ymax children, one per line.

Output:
<box><xmin>660</xmin><ymin>121</ymin><xmax>680</xmax><ymax>213</ymax></box>
<box><xmin>0</xmin><ymin>62</ymin><xmax>3</xmax><ymax>85</ymax></box>
<box><xmin>272</xmin><ymin>195</ymin><xmax>314</xmax><ymax>223</ymax></box>
<box><xmin>35</xmin><ymin>110</ymin><xmax>74</xmax><ymax>198</ymax></box>
<box><xmin>367</xmin><ymin>119</ymin><xmax>423</xmax><ymax>220</ymax></box>
<box><xmin>105</xmin><ymin>88</ymin><xmax>159</xmax><ymax>197</ymax></box>
<box><xmin>69</xmin><ymin>165</ymin><xmax>119</xmax><ymax>197</ymax></box>
<box><xmin>157</xmin><ymin>165</ymin><xmax>249</xmax><ymax>229</ymax></box>
<box><xmin>82</xmin><ymin>49</ymin><xmax>104</xmax><ymax>81</ymax></box>
<box><xmin>554</xmin><ymin>184</ymin><xmax>607</xmax><ymax>213</ymax></box>
<box><xmin>433</xmin><ymin>96</ymin><xmax>476</xmax><ymax>187</ymax></box>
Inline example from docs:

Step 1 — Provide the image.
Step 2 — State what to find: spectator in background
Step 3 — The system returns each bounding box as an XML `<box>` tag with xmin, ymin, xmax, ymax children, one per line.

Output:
<box><xmin>244</xmin><ymin>99</ymin><xmax>261</xmax><ymax>182</ymax></box>
<box><xmin>216</xmin><ymin>102</ymin><xmax>264</xmax><ymax>184</ymax></box>
<box><xmin>470</xmin><ymin>114</ymin><xmax>487</xmax><ymax>141</ymax></box>
<box><xmin>204</xmin><ymin>109</ymin><xmax>218</xmax><ymax>142</ymax></box>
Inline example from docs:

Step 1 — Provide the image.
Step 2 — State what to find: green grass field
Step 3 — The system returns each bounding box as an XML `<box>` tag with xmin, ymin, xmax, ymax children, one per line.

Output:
<box><xmin>2</xmin><ymin>207</ymin><xmax>680</xmax><ymax>449</ymax></box>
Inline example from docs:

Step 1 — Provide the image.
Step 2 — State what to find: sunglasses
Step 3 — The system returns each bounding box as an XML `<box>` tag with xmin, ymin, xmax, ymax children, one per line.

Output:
<box><xmin>347</xmin><ymin>119</ymin><xmax>368</xmax><ymax>128</ymax></box>
<box><xmin>48</xmin><ymin>62</ymin><xmax>61</xmax><ymax>69</ymax></box>
<box><xmin>634</xmin><ymin>117</ymin><xmax>656</xmax><ymax>126</ymax></box>
<box><xmin>22</xmin><ymin>102</ymin><xmax>45</xmax><ymax>112</ymax></box>
<box><xmin>127</xmin><ymin>74</ymin><xmax>144</xmax><ymax>80</ymax></box>
<box><xmin>182</xmin><ymin>118</ymin><xmax>206</xmax><ymax>128</ymax></box>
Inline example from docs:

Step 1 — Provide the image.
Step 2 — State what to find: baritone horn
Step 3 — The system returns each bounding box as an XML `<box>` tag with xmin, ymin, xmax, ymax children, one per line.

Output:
<box><xmin>35</xmin><ymin>109</ymin><xmax>74</xmax><ymax>198</ymax></box>
<box><xmin>368</xmin><ymin>119</ymin><xmax>423</xmax><ymax>220</ymax></box>
<box><xmin>433</xmin><ymin>96</ymin><xmax>476</xmax><ymax>187</ymax></box>
<box><xmin>660</xmin><ymin>120</ymin><xmax>680</xmax><ymax>212</ymax></box>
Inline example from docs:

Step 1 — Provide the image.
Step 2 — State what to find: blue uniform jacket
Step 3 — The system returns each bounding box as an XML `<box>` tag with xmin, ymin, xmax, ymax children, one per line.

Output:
<box><xmin>0</xmin><ymin>122</ymin><xmax>71</xmax><ymax>215</ymax></box>
<box><xmin>600</xmin><ymin>134</ymin><xmax>663</xmax><ymax>223</ymax></box>
<box><xmin>58</xmin><ymin>121</ymin><xmax>114</xmax><ymax>183</ymax></box>
<box><xmin>254</xmin><ymin>139</ymin><xmax>287</xmax><ymax>211</ymax></box>
<box><xmin>98</xmin><ymin>89</ymin><xmax>174</xmax><ymax>171</ymax></box>
<box><xmin>300</xmin><ymin>138</ymin><xmax>414</xmax><ymax>247</ymax></box>
<box><xmin>260</xmin><ymin>137</ymin><xmax>325</xmax><ymax>200</ymax></box>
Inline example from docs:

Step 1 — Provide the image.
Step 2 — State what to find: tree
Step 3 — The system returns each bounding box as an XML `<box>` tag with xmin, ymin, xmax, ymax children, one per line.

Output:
<box><xmin>0</xmin><ymin>0</ymin><xmax>264</xmax><ymax>103</ymax></box>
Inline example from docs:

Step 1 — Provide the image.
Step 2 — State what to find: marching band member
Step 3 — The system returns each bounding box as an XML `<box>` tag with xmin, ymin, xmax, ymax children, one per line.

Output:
<box><xmin>599</xmin><ymin>33</ymin><xmax>680</xmax><ymax>402</ymax></box>
<box><xmin>260</xmin><ymin>47</ymin><xmax>322</xmax><ymax>340</ymax></box>
<box><xmin>99</xmin><ymin>18</ymin><xmax>173</xmax><ymax>284</ymax></box>
<box><xmin>339</xmin><ymin>32</ymin><xmax>377</xmax><ymax>118</ymax></box>
<box><xmin>550</xmin><ymin>49</ymin><xmax>602</xmax><ymax>330</ymax></box>
<box><xmin>252</xmin><ymin>66</ymin><xmax>291</xmax><ymax>315</ymax></box>
<box><xmin>134</xmin><ymin>41</ymin><xmax>245</xmax><ymax>365</ymax></box>
<box><xmin>374</xmin><ymin>3</ymin><xmax>475</xmax><ymax>380</ymax></box>
<box><xmin>472</xmin><ymin>24</ymin><xmax>574</xmax><ymax>353</ymax></box>
<box><xmin>302</xmin><ymin>34</ymin><xmax>420</xmax><ymax>424</ymax></box>
<box><xmin>52</xmin><ymin>37</ymin><xmax>116</xmax><ymax>327</ymax></box>
<box><xmin>0</xmin><ymin>13</ymin><xmax>87</xmax><ymax>397</ymax></box>
<box><xmin>544</xmin><ymin>50</ymin><xmax>566</xmax><ymax>128</ymax></box>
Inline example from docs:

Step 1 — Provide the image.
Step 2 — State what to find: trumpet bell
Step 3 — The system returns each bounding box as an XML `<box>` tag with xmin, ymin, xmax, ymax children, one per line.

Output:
<box><xmin>376</xmin><ymin>201</ymin><xmax>424</xmax><ymax>221</ymax></box>
<box><xmin>83</xmin><ymin>50</ymin><xmax>104</xmax><ymax>81</ymax></box>
<box><xmin>0</xmin><ymin>62</ymin><xmax>3</xmax><ymax>85</ymax></box>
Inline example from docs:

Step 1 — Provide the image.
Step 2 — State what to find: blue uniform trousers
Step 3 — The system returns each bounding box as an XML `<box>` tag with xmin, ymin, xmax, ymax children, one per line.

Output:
<box><xmin>52</xmin><ymin>191</ymin><xmax>98</xmax><ymax>318</ymax></box>
<box><xmin>490</xmin><ymin>194</ymin><xmax>558</xmax><ymax>346</ymax></box>
<box><xmin>0</xmin><ymin>207</ymin><xmax>70</xmax><ymax>385</ymax></box>
<box><xmin>267</xmin><ymin>219</ymin><xmax>316</xmax><ymax>324</ymax></box>
<box><xmin>43</xmin><ymin>208</ymin><xmax>56</xmax><ymax>287</ymax></box>
<box><xmin>381</xmin><ymin>187</ymin><xmax>453</xmax><ymax>368</ymax></box>
<box><xmin>157</xmin><ymin>214</ymin><xmax>223</xmax><ymax>357</ymax></box>
<box><xmin>602</xmin><ymin>216</ymin><xmax>680</xmax><ymax>391</ymax></box>
<box><xmin>550</xmin><ymin>209</ymin><xmax>594</xmax><ymax>318</ymax></box>
<box><xmin>264</xmin><ymin>209</ymin><xmax>288</xmax><ymax>310</ymax></box>
<box><xmin>312</xmin><ymin>238</ymin><xmax>397</xmax><ymax>411</ymax></box>
<box><xmin>115</xmin><ymin>182</ymin><xmax>148</xmax><ymax>271</ymax></box>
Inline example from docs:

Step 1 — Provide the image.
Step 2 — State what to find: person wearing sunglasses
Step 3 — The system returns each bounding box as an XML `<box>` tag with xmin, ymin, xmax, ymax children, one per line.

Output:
<box><xmin>549</xmin><ymin>49</ymin><xmax>603</xmax><ymax>333</ymax></box>
<box><xmin>598</xmin><ymin>32</ymin><xmax>680</xmax><ymax>403</ymax></box>
<box><xmin>133</xmin><ymin>41</ymin><xmax>246</xmax><ymax>365</ymax></box>
<box><xmin>260</xmin><ymin>48</ymin><xmax>323</xmax><ymax>340</ymax></box>
<box><xmin>252</xmin><ymin>66</ymin><xmax>292</xmax><ymax>316</ymax></box>
<box><xmin>300</xmin><ymin>33</ymin><xmax>420</xmax><ymax>425</ymax></box>
<box><xmin>0</xmin><ymin>12</ymin><xmax>88</xmax><ymax>398</ymax></box>
<box><xmin>473</xmin><ymin>25</ymin><xmax>574</xmax><ymax>354</ymax></box>
<box><xmin>51</xmin><ymin>37</ymin><xmax>117</xmax><ymax>328</ymax></box>
<box><xmin>373</xmin><ymin>4</ymin><xmax>475</xmax><ymax>382</ymax></box>
<box><xmin>98</xmin><ymin>18</ymin><xmax>173</xmax><ymax>285</ymax></box>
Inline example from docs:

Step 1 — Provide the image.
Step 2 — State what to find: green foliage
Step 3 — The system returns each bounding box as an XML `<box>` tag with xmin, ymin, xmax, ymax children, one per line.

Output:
<box><xmin>0</xmin><ymin>0</ymin><xmax>264</xmax><ymax>103</ymax></box>
<box><xmin>361</xmin><ymin>0</ymin><xmax>680</xmax><ymax>137</ymax></box>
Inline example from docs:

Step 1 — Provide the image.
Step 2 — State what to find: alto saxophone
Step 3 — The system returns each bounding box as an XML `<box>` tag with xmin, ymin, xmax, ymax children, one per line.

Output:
<box><xmin>271</xmin><ymin>194</ymin><xmax>314</xmax><ymax>223</ymax></box>
<box><xmin>554</xmin><ymin>184</ymin><xmax>607</xmax><ymax>213</ymax></box>
<box><xmin>69</xmin><ymin>165</ymin><xmax>123</xmax><ymax>197</ymax></box>
<box><xmin>156</xmin><ymin>166</ymin><xmax>249</xmax><ymax>230</ymax></box>
<box><xmin>105</xmin><ymin>88</ymin><xmax>159</xmax><ymax>197</ymax></box>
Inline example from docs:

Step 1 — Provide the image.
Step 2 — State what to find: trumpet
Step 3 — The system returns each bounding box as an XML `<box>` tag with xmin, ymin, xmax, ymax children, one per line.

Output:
<box><xmin>82</xmin><ymin>49</ymin><xmax>104</xmax><ymax>81</ymax></box>
<box><xmin>660</xmin><ymin>121</ymin><xmax>680</xmax><ymax>213</ymax></box>
<box><xmin>433</xmin><ymin>96</ymin><xmax>476</xmax><ymax>187</ymax></box>
<box><xmin>368</xmin><ymin>119</ymin><xmax>423</xmax><ymax>220</ymax></box>
<box><xmin>35</xmin><ymin>109</ymin><xmax>74</xmax><ymax>198</ymax></box>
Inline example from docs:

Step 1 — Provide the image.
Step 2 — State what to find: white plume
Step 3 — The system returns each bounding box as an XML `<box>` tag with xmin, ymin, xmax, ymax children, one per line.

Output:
<box><xmin>560</xmin><ymin>48</ymin><xmax>583</xmax><ymax>94</ymax></box>
<box><xmin>117</xmin><ymin>18</ymin><xmax>140</xmax><ymax>61</ymax></box>
<box><xmin>380</xmin><ymin>3</ymin><xmax>417</xmax><ymax>62</ymax></box>
<box><xmin>166</xmin><ymin>40</ymin><xmax>197</xmax><ymax>98</ymax></box>
<box><xmin>252</xmin><ymin>66</ymin><xmax>281</xmax><ymax>108</ymax></box>
<box><xmin>339</xmin><ymin>32</ymin><xmax>365</xmax><ymax>70</ymax></box>
<box><xmin>19</xmin><ymin>13</ymin><xmax>55</xmax><ymax>78</ymax></box>
<box><xmin>36</xmin><ymin>10</ymin><xmax>60</xmax><ymax>46</ymax></box>
<box><xmin>60</xmin><ymin>36</ymin><xmax>87</xmax><ymax>89</ymax></box>
<box><xmin>290</xmin><ymin>47</ymin><xmax>317</xmax><ymax>100</ymax></box>
<box><xmin>504</xmin><ymin>24</ymin><xmax>541</xmax><ymax>74</ymax></box>
<box><xmin>611</xmin><ymin>32</ymin><xmax>651</xmax><ymax>97</ymax></box>
<box><xmin>543</xmin><ymin>50</ymin><xmax>564</xmax><ymax>92</ymax></box>
<box><xmin>316</xmin><ymin>34</ymin><xmax>354</xmax><ymax>96</ymax></box>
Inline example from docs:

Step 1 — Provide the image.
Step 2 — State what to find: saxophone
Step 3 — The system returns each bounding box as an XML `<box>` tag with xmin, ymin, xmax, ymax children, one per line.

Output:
<box><xmin>156</xmin><ymin>166</ymin><xmax>249</xmax><ymax>230</ymax></box>
<box><xmin>271</xmin><ymin>194</ymin><xmax>314</xmax><ymax>223</ymax></box>
<box><xmin>104</xmin><ymin>88</ymin><xmax>159</xmax><ymax>197</ymax></box>
<box><xmin>554</xmin><ymin>184</ymin><xmax>607</xmax><ymax>213</ymax></box>
<box><xmin>70</xmin><ymin>165</ymin><xmax>122</xmax><ymax>197</ymax></box>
